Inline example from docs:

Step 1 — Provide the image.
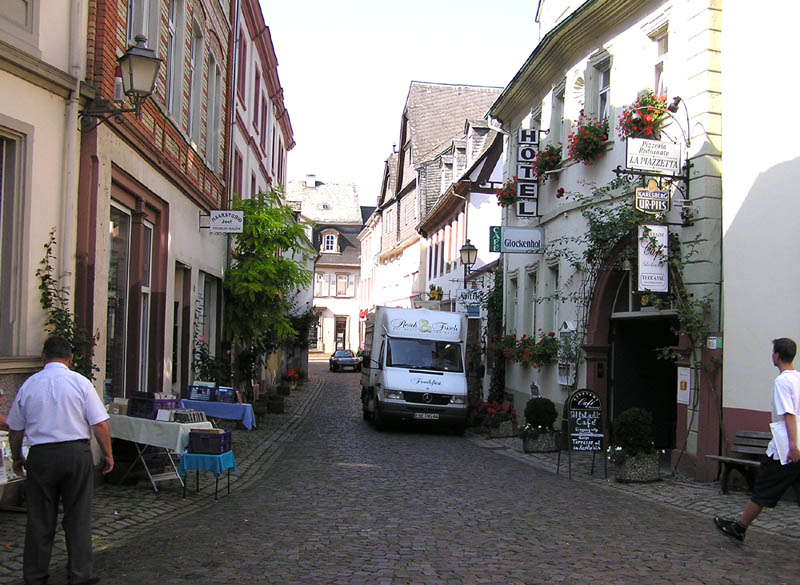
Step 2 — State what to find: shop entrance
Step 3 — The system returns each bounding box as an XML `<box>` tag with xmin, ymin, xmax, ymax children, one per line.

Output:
<box><xmin>610</xmin><ymin>316</ymin><xmax>678</xmax><ymax>450</ymax></box>
<box><xmin>335</xmin><ymin>317</ymin><xmax>347</xmax><ymax>350</ymax></box>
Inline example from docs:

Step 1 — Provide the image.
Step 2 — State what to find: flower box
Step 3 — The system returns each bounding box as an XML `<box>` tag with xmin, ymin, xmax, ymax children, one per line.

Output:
<box><xmin>614</xmin><ymin>452</ymin><xmax>660</xmax><ymax>483</ymax></box>
<box><xmin>489</xmin><ymin>420</ymin><xmax>517</xmax><ymax>438</ymax></box>
<box><xmin>522</xmin><ymin>431</ymin><xmax>560</xmax><ymax>453</ymax></box>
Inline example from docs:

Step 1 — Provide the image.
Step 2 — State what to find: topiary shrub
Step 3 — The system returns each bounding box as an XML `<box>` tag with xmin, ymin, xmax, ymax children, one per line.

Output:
<box><xmin>524</xmin><ymin>396</ymin><xmax>558</xmax><ymax>430</ymax></box>
<box><xmin>612</xmin><ymin>407</ymin><xmax>655</xmax><ymax>457</ymax></box>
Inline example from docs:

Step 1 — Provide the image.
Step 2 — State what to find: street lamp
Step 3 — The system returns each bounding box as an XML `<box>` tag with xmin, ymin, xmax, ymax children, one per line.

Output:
<box><xmin>460</xmin><ymin>239</ymin><xmax>478</xmax><ymax>287</ymax></box>
<box><xmin>79</xmin><ymin>35</ymin><xmax>162</xmax><ymax>130</ymax></box>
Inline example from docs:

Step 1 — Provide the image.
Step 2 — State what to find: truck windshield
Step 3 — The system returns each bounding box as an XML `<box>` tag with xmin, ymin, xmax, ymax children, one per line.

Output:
<box><xmin>386</xmin><ymin>338</ymin><xmax>463</xmax><ymax>372</ymax></box>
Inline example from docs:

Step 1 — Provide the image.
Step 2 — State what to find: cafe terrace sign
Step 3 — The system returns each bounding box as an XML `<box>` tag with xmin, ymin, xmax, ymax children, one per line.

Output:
<box><xmin>625</xmin><ymin>138</ymin><xmax>681</xmax><ymax>173</ymax></box>
<box><xmin>490</xmin><ymin>226</ymin><xmax>543</xmax><ymax>254</ymax></box>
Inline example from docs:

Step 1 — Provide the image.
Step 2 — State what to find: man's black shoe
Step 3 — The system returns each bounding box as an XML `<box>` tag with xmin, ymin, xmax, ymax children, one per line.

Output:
<box><xmin>714</xmin><ymin>516</ymin><xmax>746</xmax><ymax>542</ymax></box>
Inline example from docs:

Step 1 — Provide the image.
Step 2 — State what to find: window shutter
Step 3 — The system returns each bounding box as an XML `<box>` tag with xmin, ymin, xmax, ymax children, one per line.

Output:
<box><xmin>347</xmin><ymin>274</ymin><xmax>355</xmax><ymax>297</ymax></box>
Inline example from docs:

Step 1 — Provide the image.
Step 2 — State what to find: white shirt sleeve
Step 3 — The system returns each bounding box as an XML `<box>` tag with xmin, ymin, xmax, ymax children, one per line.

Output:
<box><xmin>773</xmin><ymin>375</ymin><xmax>797</xmax><ymax>417</ymax></box>
<box><xmin>82</xmin><ymin>378</ymin><xmax>110</xmax><ymax>426</ymax></box>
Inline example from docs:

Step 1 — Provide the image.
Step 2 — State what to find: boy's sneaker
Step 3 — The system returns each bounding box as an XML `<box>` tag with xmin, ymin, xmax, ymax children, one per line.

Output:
<box><xmin>714</xmin><ymin>516</ymin><xmax>746</xmax><ymax>542</ymax></box>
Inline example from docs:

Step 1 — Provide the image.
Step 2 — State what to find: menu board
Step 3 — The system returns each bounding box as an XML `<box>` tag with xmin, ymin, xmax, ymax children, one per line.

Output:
<box><xmin>567</xmin><ymin>389</ymin><xmax>603</xmax><ymax>452</ymax></box>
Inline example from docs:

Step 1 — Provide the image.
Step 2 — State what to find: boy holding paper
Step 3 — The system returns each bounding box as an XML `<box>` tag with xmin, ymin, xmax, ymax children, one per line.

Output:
<box><xmin>714</xmin><ymin>337</ymin><xmax>800</xmax><ymax>542</ymax></box>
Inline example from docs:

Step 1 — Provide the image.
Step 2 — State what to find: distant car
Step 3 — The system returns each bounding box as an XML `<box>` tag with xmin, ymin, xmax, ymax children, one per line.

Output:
<box><xmin>330</xmin><ymin>349</ymin><xmax>361</xmax><ymax>372</ymax></box>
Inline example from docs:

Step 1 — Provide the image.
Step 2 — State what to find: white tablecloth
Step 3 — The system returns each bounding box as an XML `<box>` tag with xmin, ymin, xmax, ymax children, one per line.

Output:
<box><xmin>108</xmin><ymin>415</ymin><xmax>213</xmax><ymax>454</ymax></box>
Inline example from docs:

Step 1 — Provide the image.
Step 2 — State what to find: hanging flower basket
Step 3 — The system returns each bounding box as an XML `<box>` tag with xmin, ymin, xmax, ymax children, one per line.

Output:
<box><xmin>532</xmin><ymin>143</ymin><xmax>562</xmax><ymax>182</ymax></box>
<box><xmin>495</xmin><ymin>177</ymin><xmax>518</xmax><ymax>208</ymax></box>
<box><xmin>617</xmin><ymin>90</ymin><xmax>669</xmax><ymax>140</ymax></box>
<box><xmin>567</xmin><ymin>114</ymin><xmax>609</xmax><ymax>165</ymax></box>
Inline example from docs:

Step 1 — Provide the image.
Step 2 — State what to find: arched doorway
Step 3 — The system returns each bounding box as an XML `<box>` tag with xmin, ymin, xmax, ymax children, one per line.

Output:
<box><xmin>585</xmin><ymin>256</ymin><xmax>679</xmax><ymax>451</ymax></box>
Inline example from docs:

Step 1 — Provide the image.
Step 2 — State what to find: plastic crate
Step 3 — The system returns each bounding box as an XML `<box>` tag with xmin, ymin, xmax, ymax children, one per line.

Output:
<box><xmin>187</xmin><ymin>429</ymin><xmax>232</xmax><ymax>454</ymax></box>
<box><xmin>154</xmin><ymin>398</ymin><xmax>180</xmax><ymax>410</ymax></box>
<box><xmin>215</xmin><ymin>386</ymin><xmax>236</xmax><ymax>403</ymax></box>
<box><xmin>128</xmin><ymin>395</ymin><xmax>156</xmax><ymax>419</ymax></box>
<box><xmin>188</xmin><ymin>384</ymin><xmax>214</xmax><ymax>401</ymax></box>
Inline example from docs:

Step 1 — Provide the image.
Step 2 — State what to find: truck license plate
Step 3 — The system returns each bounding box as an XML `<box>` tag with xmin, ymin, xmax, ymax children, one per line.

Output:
<box><xmin>413</xmin><ymin>412</ymin><xmax>439</xmax><ymax>420</ymax></box>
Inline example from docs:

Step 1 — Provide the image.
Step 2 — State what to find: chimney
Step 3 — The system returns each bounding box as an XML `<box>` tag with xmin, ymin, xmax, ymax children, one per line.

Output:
<box><xmin>305</xmin><ymin>174</ymin><xmax>316</xmax><ymax>188</ymax></box>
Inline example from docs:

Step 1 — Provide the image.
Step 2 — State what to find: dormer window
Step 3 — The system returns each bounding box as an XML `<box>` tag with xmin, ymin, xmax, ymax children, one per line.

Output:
<box><xmin>324</xmin><ymin>234</ymin><xmax>335</xmax><ymax>252</ymax></box>
<box><xmin>321</xmin><ymin>229</ymin><xmax>340</xmax><ymax>253</ymax></box>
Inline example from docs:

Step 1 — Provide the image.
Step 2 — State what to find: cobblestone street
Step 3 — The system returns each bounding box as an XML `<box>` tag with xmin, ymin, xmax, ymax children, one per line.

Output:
<box><xmin>1</xmin><ymin>361</ymin><xmax>799</xmax><ymax>584</ymax></box>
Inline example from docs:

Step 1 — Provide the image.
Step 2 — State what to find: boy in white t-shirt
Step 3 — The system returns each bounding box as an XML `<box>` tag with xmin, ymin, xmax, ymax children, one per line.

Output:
<box><xmin>714</xmin><ymin>337</ymin><xmax>800</xmax><ymax>542</ymax></box>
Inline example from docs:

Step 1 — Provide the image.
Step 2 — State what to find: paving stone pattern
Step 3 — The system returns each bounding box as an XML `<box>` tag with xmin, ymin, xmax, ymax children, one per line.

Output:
<box><xmin>1</xmin><ymin>362</ymin><xmax>799</xmax><ymax>584</ymax></box>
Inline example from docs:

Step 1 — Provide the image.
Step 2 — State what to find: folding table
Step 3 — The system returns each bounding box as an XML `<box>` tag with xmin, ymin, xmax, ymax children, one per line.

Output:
<box><xmin>177</xmin><ymin>451</ymin><xmax>237</xmax><ymax>499</ymax></box>
<box><xmin>108</xmin><ymin>415</ymin><xmax>214</xmax><ymax>491</ymax></box>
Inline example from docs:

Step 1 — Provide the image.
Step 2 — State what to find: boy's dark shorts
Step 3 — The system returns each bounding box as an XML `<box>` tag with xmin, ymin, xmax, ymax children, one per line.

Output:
<box><xmin>750</xmin><ymin>455</ymin><xmax>800</xmax><ymax>508</ymax></box>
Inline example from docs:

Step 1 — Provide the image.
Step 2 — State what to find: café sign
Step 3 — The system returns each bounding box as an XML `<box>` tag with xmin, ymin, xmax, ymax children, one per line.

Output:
<box><xmin>626</xmin><ymin>138</ymin><xmax>681</xmax><ymax>173</ymax></box>
<box><xmin>635</xmin><ymin>179</ymin><xmax>671</xmax><ymax>215</ymax></box>
<box><xmin>638</xmin><ymin>224</ymin><xmax>669</xmax><ymax>293</ymax></box>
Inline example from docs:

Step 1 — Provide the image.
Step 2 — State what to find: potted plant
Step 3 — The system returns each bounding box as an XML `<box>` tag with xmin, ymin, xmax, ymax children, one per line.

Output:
<box><xmin>509</xmin><ymin>330</ymin><xmax>560</xmax><ymax>368</ymax></box>
<box><xmin>476</xmin><ymin>400</ymin><xmax>518</xmax><ymax>438</ymax></box>
<box><xmin>610</xmin><ymin>407</ymin><xmax>660</xmax><ymax>483</ymax></box>
<box><xmin>280</xmin><ymin>368</ymin><xmax>300</xmax><ymax>392</ymax></box>
<box><xmin>617</xmin><ymin>90</ymin><xmax>669</xmax><ymax>140</ymax></box>
<box><xmin>495</xmin><ymin>176</ymin><xmax>518</xmax><ymax>208</ymax></box>
<box><xmin>520</xmin><ymin>396</ymin><xmax>560</xmax><ymax>452</ymax></box>
<box><xmin>567</xmin><ymin>113</ymin><xmax>609</xmax><ymax>165</ymax></box>
<box><xmin>532</xmin><ymin>143</ymin><xmax>562</xmax><ymax>182</ymax></box>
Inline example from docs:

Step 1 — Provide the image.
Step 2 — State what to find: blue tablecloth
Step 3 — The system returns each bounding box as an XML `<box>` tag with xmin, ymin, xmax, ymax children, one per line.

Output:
<box><xmin>179</xmin><ymin>400</ymin><xmax>256</xmax><ymax>430</ymax></box>
<box><xmin>177</xmin><ymin>451</ymin><xmax>237</xmax><ymax>478</ymax></box>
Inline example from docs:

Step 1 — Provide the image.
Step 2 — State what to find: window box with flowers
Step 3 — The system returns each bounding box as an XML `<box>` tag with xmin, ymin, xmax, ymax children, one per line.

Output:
<box><xmin>532</xmin><ymin>143</ymin><xmax>562</xmax><ymax>182</ymax></box>
<box><xmin>510</xmin><ymin>330</ymin><xmax>560</xmax><ymax>368</ymax></box>
<box><xmin>567</xmin><ymin>113</ymin><xmax>609</xmax><ymax>165</ymax></box>
<box><xmin>495</xmin><ymin>176</ymin><xmax>518</xmax><ymax>208</ymax></box>
<box><xmin>617</xmin><ymin>90</ymin><xmax>669</xmax><ymax>140</ymax></box>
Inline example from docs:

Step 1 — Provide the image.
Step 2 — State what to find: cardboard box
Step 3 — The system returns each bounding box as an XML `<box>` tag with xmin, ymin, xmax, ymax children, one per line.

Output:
<box><xmin>107</xmin><ymin>401</ymin><xmax>128</xmax><ymax>416</ymax></box>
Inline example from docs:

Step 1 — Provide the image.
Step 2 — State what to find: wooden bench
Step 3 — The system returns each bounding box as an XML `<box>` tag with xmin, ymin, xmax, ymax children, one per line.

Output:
<box><xmin>706</xmin><ymin>430</ymin><xmax>800</xmax><ymax>505</ymax></box>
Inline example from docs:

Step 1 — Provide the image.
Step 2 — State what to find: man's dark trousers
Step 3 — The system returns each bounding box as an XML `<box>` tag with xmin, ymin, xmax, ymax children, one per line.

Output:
<box><xmin>23</xmin><ymin>440</ymin><xmax>94</xmax><ymax>585</ymax></box>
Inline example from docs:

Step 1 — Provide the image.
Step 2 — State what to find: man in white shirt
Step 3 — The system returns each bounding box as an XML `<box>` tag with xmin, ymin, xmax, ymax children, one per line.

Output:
<box><xmin>714</xmin><ymin>337</ymin><xmax>800</xmax><ymax>542</ymax></box>
<box><xmin>7</xmin><ymin>336</ymin><xmax>114</xmax><ymax>585</ymax></box>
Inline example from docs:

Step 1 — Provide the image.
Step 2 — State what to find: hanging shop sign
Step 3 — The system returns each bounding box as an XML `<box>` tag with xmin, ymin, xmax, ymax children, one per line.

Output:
<box><xmin>455</xmin><ymin>289</ymin><xmax>481</xmax><ymax>319</ymax></box>
<box><xmin>626</xmin><ymin>138</ymin><xmax>682</xmax><ymax>173</ymax></box>
<box><xmin>516</xmin><ymin>198</ymin><xmax>538</xmax><ymax>217</ymax></box>
<box><xmin>677</xmin><ymin>366</ymin><xmax>691</xmax><ymax>405</ymax></box>
<box><xmin>489</xmin><ymin>226</ymin><xmax>543</xmax><ymax>254</ymax></box>
<box><xmin>637</xmin><ymin>224</ymin><xmax>669</xmax><ymax>292</ymax></box>
<box><xmin>210</xmin><ymin>210</ymin><xmax>244</xmax><ymax>233</ymax></box>
<box><xmin>635</xmin><ymin>178</ymin><xmax>671</xmax><ymax>214</ymax></box>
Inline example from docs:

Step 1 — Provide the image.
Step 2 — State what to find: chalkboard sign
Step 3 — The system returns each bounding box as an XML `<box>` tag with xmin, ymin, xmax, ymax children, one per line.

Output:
<box><xmin>567</xmin><ymin>389</ymin><xmax>604</xmax><ymax>452</ymax></box>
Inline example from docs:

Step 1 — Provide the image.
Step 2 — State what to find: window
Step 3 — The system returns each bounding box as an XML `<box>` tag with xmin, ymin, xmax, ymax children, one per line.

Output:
<box><xmin>652</xmin><ymin>26</ymin><xmax>669</xmax><ymax>96</ymax></box>
<box><xmin>201</xmin><ymin>273</ymin><xmax>221</xmax><ymax>359</ymax></box>
<box><xmin>336</xmin><ymin>274</ymin><xmax>355</xmax><ymax>297</ymax></box>
<box><xmin>106</xmin><ymin>205</ymin><xmax>131</xmax><ymax>399</ymax></box>
<box><xmin>206</xmin><ymin>53</ymin><xmax>222</xmax><ymax>170</ymax></box>
<box><xmin>586</xmin><ymin>51</ymin><xmax>612</xmax><ymax>121</ymax></box>
<box><xmin>253</xmin><ymin>70</ymin><xmax>260</xmax><ymax>131</ymax></box>
<box><xmin>549</xmin><ymin>264</ymin><xmax>560</xmax><ymax>332</ymax></box>
<box><xmin>138</xmin><ymin>222</ymin><xmax>153</xmax><ymax>391</ymax></box>
<box><xmin>550</xmin><ymin>79</ymin><xmax>566</xmax><ymax>144</ymax></box>
<box><xmin>0</xmin><ymin>0</ymin><xmax>40</xmax><ymax>52</ymax></box>
<box><xmin>525</xmin><ymin>270</ymin><xmax>537</xmax><ymax>336</ymax></box>
<box><xmin>0</xmin><ymin>130</ymin><xmax>27</xmax><ymax>356</ymax></box>
<box><xmin>127</xmin><ymin>0</ymin><xmax>159</xmax><ymax>50</ymax></box>
<box><xmin>314</xmin><ymin>272</ymin><xmax>330</xmax><ymax>297</ymax></box>
<box><xmin>187</xmin><ymin>22</ymin><xmax>203</xmax><ymax>144</ymax></box>
<box><xmin>237</xmin><ymin>33</ymin><xmax>247</xmax><ymax>100</ymax></box>
<box><xmin>233</xmin><ymin>149</ymin><xmax>243</xmax><ymax>197</ymax></box>
<box><xmin>323</xmin><ymin>233</ymin><xmax>336</xmax><ymax>252</ymax></box>
<box><xmin>165</xmin><ymin>1</ymin><xmax>185</xmax><ymax>119</ymax></box>
<box><xmin>507</xmin><ymin>276</ymin><xmax>518</xmax><ymax>334</ymax></box>
<box><xmin>260</xmin><ymin>97</ymin><xmax>268</xmax><ymax>151</ymax></box>
<box><xmin>384</xmin><ymin>208</ymin><xmax>393</xmax><ymax>233</ymax></box>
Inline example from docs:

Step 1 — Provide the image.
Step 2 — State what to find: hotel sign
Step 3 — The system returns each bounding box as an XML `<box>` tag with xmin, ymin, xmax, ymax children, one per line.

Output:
<box><xmin>626</xmin><ymin>138</ymin><xmax>681</xmax><ymax>173</ymax></box>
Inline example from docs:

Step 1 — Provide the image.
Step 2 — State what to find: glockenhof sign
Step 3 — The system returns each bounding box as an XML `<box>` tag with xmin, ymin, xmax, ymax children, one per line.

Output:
<box><xmin>489</xmin><ymin>226</ymin><xmax>543</xmax><ymax>254</ymax></box>
<box><xmin>210</xmin><ymin>210</ymin><xmax>244</xmax><ymax>233</ymax></box>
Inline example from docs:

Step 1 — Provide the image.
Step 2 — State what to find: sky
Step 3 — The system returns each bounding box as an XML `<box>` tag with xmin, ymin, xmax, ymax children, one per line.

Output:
<box><xmin>260</xmin><ymin>0</ymin><xmax>542</xmax><ymax>207</ymax></box>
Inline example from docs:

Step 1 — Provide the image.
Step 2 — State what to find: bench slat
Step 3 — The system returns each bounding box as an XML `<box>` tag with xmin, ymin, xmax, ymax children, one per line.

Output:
<box><xmin>705</xmin><ymin>455</ymin><xmax>760</xmax><ymax>466</ymax></box>
<box><xmin>735</xmin><ymin>430</ymin><xmax>771</xmax><ymax>440</ymax></box>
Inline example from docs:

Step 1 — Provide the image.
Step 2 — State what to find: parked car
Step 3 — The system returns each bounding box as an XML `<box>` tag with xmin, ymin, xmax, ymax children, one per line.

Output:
<box><xmin>330</xmin><ymin>349</ymin><xmax>361</xmax><ymax>372</ymax></box>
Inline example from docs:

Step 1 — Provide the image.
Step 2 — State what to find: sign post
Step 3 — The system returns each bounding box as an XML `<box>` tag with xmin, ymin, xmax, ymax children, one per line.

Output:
<box><xmin>557</xmin><ymin>388</ymin><xmax>606</xmax><ymax>479</ymax></box>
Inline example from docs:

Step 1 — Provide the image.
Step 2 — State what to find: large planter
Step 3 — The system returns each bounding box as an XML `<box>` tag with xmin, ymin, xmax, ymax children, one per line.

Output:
<box><xmin>488</xmin><ymin>421</ymin><xmax>517</xmax><ymax>438</ymax></box>
<box><xmin>267</xmin><ymin>395</ymin><xmax>285</xmax><ymax>414</ymax></box>
<box><xmin>522</xmin><ymin>431</ymin><xmax>560</xmax><ymax>453</ymax></box>
<box><xmin>614</xmin><ymin>452</ymin><xmax>660</xmax><ymax>483</ymax></box>
<box><xmin>277</xmin><ymin>383</ymin><xmax>291</xmax><ymax>396</ymax></box>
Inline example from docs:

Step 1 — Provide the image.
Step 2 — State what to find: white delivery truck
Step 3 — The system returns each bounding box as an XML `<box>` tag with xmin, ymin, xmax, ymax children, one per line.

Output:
<box><xmin>360</xmin><ymin>307</ymin><xmax>468</xmax><ymax>433</ymax></box>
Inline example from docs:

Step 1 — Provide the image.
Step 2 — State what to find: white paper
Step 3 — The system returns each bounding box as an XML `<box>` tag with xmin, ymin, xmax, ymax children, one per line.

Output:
<box><xmin>156</xmin><ymin>409</ymin><xmax>172</xmax><ymax>422</ymax></box>
<box><xmin>769</xmin><ymin>421</ymin><xmax>799</xmax><ymax>465</ymax></box>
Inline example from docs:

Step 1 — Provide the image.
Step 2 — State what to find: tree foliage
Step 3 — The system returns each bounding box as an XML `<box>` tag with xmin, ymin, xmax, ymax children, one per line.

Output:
<box><xmin>224</xmin><ymin>190</ymin><xmax>314</xmax><ymax>356</ymax></box>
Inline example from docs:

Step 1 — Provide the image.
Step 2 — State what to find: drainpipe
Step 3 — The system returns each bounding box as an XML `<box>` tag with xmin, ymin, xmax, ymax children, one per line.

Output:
<box><xmin>60</xmin><ymin>0</ymin><xmax>84</xmax><ymax>295</ymax></box>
